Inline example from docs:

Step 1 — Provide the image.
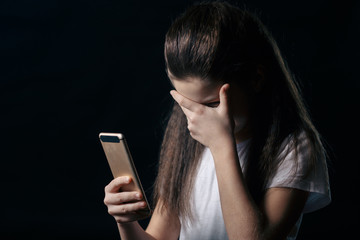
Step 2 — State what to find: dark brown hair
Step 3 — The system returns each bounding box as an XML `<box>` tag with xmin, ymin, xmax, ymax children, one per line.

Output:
<box><xmin>153</xmin><ymin>1</ymin><xmax>325</xmax><ymax>220</ymax></box>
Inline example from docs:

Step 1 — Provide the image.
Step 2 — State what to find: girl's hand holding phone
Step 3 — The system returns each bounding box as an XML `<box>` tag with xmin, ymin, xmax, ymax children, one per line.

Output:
<box><xmin>104</xmin><ymin>176</ymin><xmax>149</xmax><ymax>223</ymax></box>
<box><xmin>170</xmin><ymin>83</ymin><xmax>235</xmax><ymax>151</ymax></box>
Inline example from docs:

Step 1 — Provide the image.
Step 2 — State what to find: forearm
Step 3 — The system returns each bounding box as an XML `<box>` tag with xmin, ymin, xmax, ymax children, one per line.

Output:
<box><xmin>117</xmin><ymin>221</ymin><xmax>156</xmax><ymax>240</ymax></box>
<box><xmin>211</xmin><ymin>139</ymin><xmax>264</xmax><ymax>240</ymax></box>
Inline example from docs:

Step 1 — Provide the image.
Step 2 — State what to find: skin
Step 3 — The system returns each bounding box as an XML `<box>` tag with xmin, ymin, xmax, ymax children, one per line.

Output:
<box><xmin>103</xmin><ymin>76</ymin><xmax>309</xmax><ymax>240</ymax></box>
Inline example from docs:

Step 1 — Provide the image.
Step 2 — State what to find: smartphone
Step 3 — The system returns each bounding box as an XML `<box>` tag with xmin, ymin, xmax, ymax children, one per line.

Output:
<box><xmin>99</xmin><ymin>132</ymin><xmax>151</xmax><ymax>215</ymax></box>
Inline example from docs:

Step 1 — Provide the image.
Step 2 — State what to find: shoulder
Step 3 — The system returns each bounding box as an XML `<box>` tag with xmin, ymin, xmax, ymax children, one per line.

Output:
<box><xmin>274</xmin><ymin>131</ymin><xmax>324</xmax><ymax>177</ymax></box>
<box><xmin>266</xmin><ymin>131</ymin><xmax>331</xmax><ymax>213</ymax></box>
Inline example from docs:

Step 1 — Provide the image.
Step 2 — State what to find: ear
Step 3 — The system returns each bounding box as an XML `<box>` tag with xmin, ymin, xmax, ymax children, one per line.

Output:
<box><xmin>252</xmin><ymin>64</ymin><xmax>265</xmax><ymax>92</ymax></box>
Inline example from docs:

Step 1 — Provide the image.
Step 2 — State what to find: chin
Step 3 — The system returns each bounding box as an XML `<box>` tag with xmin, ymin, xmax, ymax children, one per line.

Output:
<box><xmin>233</xmin><ymin>116</ymin><xmax>251</xmax><ymax>141</ymax></box>
<box><xmin>234</xmin><ymin>116</ymin><xmax>248</xmax><ymax>132</ymax></box>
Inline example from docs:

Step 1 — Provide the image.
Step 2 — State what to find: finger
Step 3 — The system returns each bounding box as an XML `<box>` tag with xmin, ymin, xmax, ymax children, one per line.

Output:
<box><xmin>113</xmin><ymin>208</ymin><xmax>151</xmax><ymax>223</ymax></box>
<box><xmin>108</xmin><ymin>201</ymin><xmax>148</xmax><ymax>216</ymax></box>
<box><xmin>170</xmin><ymin>90</ymin><xmax>201</xmax><ymax>112</ymax></box>
<box><xmin>179</xmin><ymin>105</ymin><xmax>193</xmax><ymax>120</ymax></box>
<box><xmin>105</xmin><ymin>176</ymin><xmax>132</xmax><ymax>193</ymax></box>
<box><xmin>219</xmin><ymin>83</ymin><xmax>230</xmax><ymax>112</ymax></box>
<box><xmin>104</xmin><ymin>191</ymin><xmax>143</xmax><ymax>205</ymax></box>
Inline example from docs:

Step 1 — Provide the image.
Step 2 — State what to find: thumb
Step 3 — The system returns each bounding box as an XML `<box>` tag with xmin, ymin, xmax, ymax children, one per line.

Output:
<box><xmin>106</xmin><ymin>176</ymin><xmax>132</xmax><ymax>193</ymax></box>
<box><xmin>219</xmin><ymin>83</ymin><xmax>230</xmax><ymax>112</ymax></box>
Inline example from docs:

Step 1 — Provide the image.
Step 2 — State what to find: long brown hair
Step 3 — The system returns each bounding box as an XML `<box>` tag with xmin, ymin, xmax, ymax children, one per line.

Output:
<box><xmin>153</xmin><ymin>1</ymin><xmax>326</xmax><ymax>220</ymax></box>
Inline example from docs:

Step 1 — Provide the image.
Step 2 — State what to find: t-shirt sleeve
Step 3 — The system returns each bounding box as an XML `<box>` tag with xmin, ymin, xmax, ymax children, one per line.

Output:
<box><xmin>265</xmin><ymin>133</ymin><xmax>331</xmax><ymax>213</ymax></box>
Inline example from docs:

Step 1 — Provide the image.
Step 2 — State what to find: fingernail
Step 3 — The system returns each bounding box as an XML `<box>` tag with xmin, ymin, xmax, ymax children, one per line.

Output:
<box><xmin>136</xmin><ymin>193</ymin><xmax>141</xmax><ymax>199</ymax></box>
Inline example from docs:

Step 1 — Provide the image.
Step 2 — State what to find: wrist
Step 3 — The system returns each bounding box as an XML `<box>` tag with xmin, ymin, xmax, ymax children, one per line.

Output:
<box><xmin>117</xmin><ymin>221</ymin><xmax>137</xmax><ymax>228</ymax></box>
<box><xmin>209</xmin><ymin>135</ymin><xmax>236</xmax><ymax>157</ymax></box>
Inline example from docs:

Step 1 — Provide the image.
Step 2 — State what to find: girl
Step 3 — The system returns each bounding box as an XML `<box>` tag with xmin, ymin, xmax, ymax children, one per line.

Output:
<box><xmin>104</xmin><ymin>2</ymin><xmax>331</xmax><ymax>240</ymax></box>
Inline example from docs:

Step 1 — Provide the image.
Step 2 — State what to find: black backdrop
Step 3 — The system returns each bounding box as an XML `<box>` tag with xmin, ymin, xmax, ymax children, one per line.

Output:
<box><xmin>1</xmin><ymin>0</ymin><xmax>359</xmax><ymax>239</ymax></box>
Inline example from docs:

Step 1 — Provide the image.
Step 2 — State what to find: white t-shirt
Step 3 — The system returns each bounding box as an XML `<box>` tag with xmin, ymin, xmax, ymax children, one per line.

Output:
<box><xmin>179</xmin><ymin>134</ymin><xmax>331</xmax><ymax>240</ymax></box>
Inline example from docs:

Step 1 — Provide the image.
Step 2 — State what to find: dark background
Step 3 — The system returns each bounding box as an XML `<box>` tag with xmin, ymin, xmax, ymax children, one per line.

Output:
<box><xmin>1</xmin><ymin>0</ymin><xmax>359</xmax><ymax>239</ymax></box>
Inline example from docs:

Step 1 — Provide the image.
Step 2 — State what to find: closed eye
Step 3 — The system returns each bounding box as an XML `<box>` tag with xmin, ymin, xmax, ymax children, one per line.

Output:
<box><xmin>204</xmin><ymin>101</ymin><xmax>220</xmax><ymax>108</ymax></box>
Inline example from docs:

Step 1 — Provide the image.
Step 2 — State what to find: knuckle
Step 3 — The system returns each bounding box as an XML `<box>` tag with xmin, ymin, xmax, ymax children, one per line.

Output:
<box><xmin>117</xmin><ymin>196</ymin><xmax>124</xmax><ymax>203</ymax></box>
<box><xmin>188</xmin><ymin>122</ymin><xmax>195</xmax><ymax>130</ymax></box>
<box><xmin>191</xmin><ymin>118</ymin><xmax>197</xmax><ymax>124</ymax></box>
<box><xmin>196</xmin><ymin>107</ymin><xmax>204</xmax><ymax>114</ymax></box>
<box><xmin>108</xmin><ymin>208</ymin><xmax>114</xmax><ymax>215</ymax></box>
<box><xmin>121</xmin><ymin>207</ymin><xmax>128</xmax><ymax>214</ymax></box>
<box><xmin>187</xmin><ymin>117</ymin><xmax>194</xmax><ymax>125</ymax></box>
